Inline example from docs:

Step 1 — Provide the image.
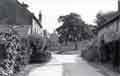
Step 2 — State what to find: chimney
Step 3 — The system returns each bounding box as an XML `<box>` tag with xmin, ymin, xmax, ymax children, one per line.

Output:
<box><xmin>21</xmin><ymin>2</ymin><xmax>29</xmax><ymax>8</ymax></box>
<box><xmin>39</xmin><ymin>11</ymin><xmax>42</xmax><ymax>23</ymax></box>
<box><xmin>118</xmin><ymin>0</ymin><xmax>120</xmax><ymax>11</ymax></box>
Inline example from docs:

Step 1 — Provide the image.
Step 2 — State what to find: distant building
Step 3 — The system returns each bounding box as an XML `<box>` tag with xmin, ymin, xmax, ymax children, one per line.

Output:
<box><xmin>49</xmin><ymin>31</ymin><xmax>59</xmax><ymax>43</ymax></box>
<box><xmin>97</xmin><ymin>0</ymin><xmax>120</xmax><ymax>43</ymax></box>
<box><xmin>49</xmin><ymin>31</ymin><xmax>60</xmax><ymax>50</ymax></box>
<box><xmin>87</xmin><ymin>25</ymin><xmax>97</xmax><ymax>35</ymax></box>
<box><xmin>88</xmin><ymin>25</ymin><xmax>97</xmax><ymax>30</ymax></box>
<box><xmin>0</xmin><ymin>0</ymin><xmax>42</xmax><ymax>36</ymax></box>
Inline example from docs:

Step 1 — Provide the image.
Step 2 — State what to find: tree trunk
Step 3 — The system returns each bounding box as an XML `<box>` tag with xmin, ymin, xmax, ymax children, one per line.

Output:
<box><xmin>65</xmin><ymin>41</ymin><xmax>68</xmax><ymax>46</ymax></box>
<box><xmin>74</xmin><ymin>41</ymin><xmax>78</xmax><ymax>50</ymax></box>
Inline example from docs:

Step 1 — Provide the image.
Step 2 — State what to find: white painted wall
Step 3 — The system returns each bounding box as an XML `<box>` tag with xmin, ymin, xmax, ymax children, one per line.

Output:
<box><xmin>28</xmin><ymin>19</ymin><xmax>43</xmax><ymax>37</ymax></box>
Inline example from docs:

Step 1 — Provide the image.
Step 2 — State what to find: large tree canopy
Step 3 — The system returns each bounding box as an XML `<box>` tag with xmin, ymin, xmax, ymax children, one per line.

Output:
<box><xmin>56</xmin><ymin>13</ymin><xmax>93</xmax><ymax>44</ymax></box>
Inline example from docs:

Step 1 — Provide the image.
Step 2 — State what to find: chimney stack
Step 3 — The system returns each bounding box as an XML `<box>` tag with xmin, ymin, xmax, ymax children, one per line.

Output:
<box><xmin>118</xmin><ymin>0</ymin><xmax>120</xmax><ymax>11</ymax></box>
<box><xmin>21</xmin><ymin>2</ymin><xmax>28</xmax><ymax>8</ymax></box>
<box><xmin>39</xmin><ymin>11</ymin><xmax>42</xmax><ymax>23</ymax></box>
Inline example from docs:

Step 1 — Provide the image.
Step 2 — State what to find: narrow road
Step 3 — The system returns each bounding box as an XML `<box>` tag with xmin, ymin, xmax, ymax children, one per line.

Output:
<box><xmin>19</xmin><ymin>54</ymin><xmax>105</xmax><ymax>76</ymax></box>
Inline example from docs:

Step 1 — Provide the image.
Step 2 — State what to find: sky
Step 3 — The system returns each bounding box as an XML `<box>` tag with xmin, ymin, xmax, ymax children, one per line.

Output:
<box><xmin>18</xmin><ymin>0</ymin><xmax>117</xmax><ymax>33</ymax></box>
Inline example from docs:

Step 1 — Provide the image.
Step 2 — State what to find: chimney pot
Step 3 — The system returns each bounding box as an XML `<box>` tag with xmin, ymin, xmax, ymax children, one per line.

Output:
<box><xmin>118</xmin><ymin>0</ymin><xmax>120</xmax><ymax>11</ymax></box>
<box><xmin>39</xmin><ymin>11</ymin><xmax>42</xmax><ymax>23</ymax></box>
<box><xmin>22</xmin><ymin>2</ymin><xmax>28</xmax><ymax>8</ymax></box>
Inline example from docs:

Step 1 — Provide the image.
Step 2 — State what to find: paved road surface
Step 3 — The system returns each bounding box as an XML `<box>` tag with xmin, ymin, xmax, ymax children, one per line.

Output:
<box><xmin>21</xmin><ymin>54</ymin><xmax>105</xmax><ymax>76</ymax></box>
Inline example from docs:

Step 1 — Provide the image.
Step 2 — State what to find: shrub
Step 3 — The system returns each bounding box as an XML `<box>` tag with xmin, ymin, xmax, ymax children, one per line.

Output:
<box><xmin>0</xmin><ymin>32</ymin><xmax>32</xmax><ymax>76</ymax></box>
<box><xmin>28</xmin><ymin>35</ymin><xmax>51</xmax><ymax>63</ymax></box>
<box><xmin>81</xmin><ymin>46</ymin><xmax>100</xmax><ymax>62</ymax></box>
<box><xmin>28</xmin><ymin>35</ymin><xmax>43</xmax><ymax>52</ymax></box>
<box><xmin>0</xmin><ymin>32</ymin><xmax>51</xmax><ymax>76</ymax></box>
<box><xmin>81</xmin><ymin>39</ymin><xmax>100</xmax><ymax>62</ymax></box>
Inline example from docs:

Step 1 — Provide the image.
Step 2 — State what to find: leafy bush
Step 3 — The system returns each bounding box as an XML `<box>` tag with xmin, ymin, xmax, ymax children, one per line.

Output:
<box><xmin>28</xmin><ymin>35</ymin><xmax>51</xmax><ymax>63</ymax></box>
<box><xmin>0</xmin><ymin>32</ymin><xmax>51</xmax><ymax>76</ymax></box>
<box><xmin>0</xmin><ymin>32</ymin><xmax>32</xmax><ymax>76</ymax></box>
<box><xmin>81</xmin><ymin>46</ymin><xmax>100</xmax><ymax>62</ymax></box>
<box><xmin>28</xmin><ymin>35</ymin><xmax>43</xmax><ymax>52</ymax></box>
<box><xmin>81</xmin><ymin>39</ymin><xmax>100</xmax><ymax>62</ymax></box>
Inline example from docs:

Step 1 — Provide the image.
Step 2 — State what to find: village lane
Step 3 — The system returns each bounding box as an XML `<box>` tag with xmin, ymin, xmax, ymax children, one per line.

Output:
<box><xmin>17</xmin><ymin>53</ymin><xmax>106</xmax><ymax>76</ymax></box>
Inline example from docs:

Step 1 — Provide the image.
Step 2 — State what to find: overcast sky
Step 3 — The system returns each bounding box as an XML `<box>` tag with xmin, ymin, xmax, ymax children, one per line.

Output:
<box><xmin>18</xmin><ymin>0</ymin><xmax>117</xmax><ymax>33</ymax></box>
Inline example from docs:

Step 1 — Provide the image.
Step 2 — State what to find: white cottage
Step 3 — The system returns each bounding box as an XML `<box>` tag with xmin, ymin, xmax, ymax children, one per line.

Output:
<box><xmin>28</xmin><ymin>13</ymin><xmax>43</xmax><ymax>37</ymax></box>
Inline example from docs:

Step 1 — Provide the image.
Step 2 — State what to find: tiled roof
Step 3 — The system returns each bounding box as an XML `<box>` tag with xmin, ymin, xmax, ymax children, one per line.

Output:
<box><xmin>97</xmin><ymin>11</ymin><xmax>120</xmax><ymax>31</ymax></box>
<box><xmin>16</xmin><ymin>0</ymin><xmax>42</xmax><ymax>28</ymax></box>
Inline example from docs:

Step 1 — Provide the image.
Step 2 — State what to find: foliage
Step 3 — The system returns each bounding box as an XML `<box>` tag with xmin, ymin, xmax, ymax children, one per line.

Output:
<box><xmin>57</xmin><ymin>13</ymin><xmax>93</xmax><ymax>42</ymax></box>
<box><xmin>28</xmin><ymin>35</ymin><xmax>51</xmax><ymax>63</ymax></box>
<box><xmin>56</xmin><ymin>13</ymin><xmax>94</xmax><ymax>49</ymax></box>
<box><xmin>81</xmin><ymin>46</ymin><xmax>100</xmax><ymax>62</ymax></box>
<box><xmin>28</xmin><ymin>35</ymin><xmax>43</xmax><ymax>52</ymax></box>
<box><xmin>0</xmin><ymin>32</ymin><xmax>32</xmax><ymax>76</ymax></box>
<box><xmin>0</xmin><ymin>32</ymin><xmax>52</xmax><ymax>76</ymax></box>
<box><xmin>81</xmin><ymin>39</ymin><xmax>100</xmax><ymax>62</ymax></box>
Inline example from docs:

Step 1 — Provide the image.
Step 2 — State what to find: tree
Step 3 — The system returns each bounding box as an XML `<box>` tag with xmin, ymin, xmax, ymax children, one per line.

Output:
<box><xmin>95</xmin><ymin>11</ymin><xmax>117</xmax><ymax>26</ymax></box>
<box><xmin>56</xmin><ymin>13</ymin><xmax>93</xmax><ymax>50</ymax></box>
